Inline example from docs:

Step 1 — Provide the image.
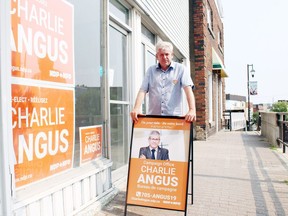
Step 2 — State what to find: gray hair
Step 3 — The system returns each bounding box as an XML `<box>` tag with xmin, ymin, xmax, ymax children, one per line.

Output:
<box><xmin>149</xmin><ymin>130</ymin><xmax>161</xmax><ymax>138</ymax></box>
<box><xmin>156</xmin><ymin>41</ymin><xmax>173</xmax><ymax>53</ymax></box>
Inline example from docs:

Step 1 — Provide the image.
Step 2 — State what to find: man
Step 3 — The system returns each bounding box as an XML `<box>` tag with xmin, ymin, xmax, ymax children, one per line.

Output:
<box><xmin>139</xmin><ymin>130</ymin><xmax>169</xmax><ymax>160</ymax></box>
<box><xmin>130</xmin><ymin>41</ymin><xmax>196</xmax><ymax>122</ymax></box>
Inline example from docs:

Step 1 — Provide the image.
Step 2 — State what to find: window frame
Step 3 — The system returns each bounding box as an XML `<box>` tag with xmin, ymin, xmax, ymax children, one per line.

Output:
<box><xmin>108</xmin><ymin>0</ymin><xmax>132</xmax><ymax>172</ymax></box>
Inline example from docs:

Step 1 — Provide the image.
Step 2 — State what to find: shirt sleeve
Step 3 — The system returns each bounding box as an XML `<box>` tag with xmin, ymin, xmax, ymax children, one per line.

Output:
<box><xmin>140</xmin><ymin>67</ymin><xmax>151</xmax><ymax>93</ymax></box>
<box><xmin>181</xmin><ymin>65</ymin><xmax>194</xmax><ymax>89</ymax></box>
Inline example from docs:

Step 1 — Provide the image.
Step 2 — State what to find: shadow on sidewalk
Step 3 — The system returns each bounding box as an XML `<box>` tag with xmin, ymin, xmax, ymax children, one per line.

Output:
<box><xmin>242</xmin><ymin>132</ymin><xmax>286</xmax><ymax>216</ymax></box>
<box><xmin>101</xmin><ymin>191</ymin><xmax>142</xmax><ymax>216</ymax></box>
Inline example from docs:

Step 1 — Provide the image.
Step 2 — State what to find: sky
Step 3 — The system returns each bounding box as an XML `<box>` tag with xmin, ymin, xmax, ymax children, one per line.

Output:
<box><xmin>221</xmin><ymin>0</ymin><xmax>288</xmax><ymax>104</ymax></box>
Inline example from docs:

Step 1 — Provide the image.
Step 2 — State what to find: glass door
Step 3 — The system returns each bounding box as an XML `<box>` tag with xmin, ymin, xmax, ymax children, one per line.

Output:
<box><xmin>109</xmin><ymin>24</ymin><xmax>129</xmax><ymax>170</ymax></box>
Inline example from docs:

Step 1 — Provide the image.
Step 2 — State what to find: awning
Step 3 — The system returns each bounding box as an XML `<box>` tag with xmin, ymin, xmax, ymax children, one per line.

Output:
<box><xmin>213</xmin><ymin>63</ymin><xmax>228</xmax><ymax>78</ymax></box>
<box><xmin>212</xmin><ymin>48</ymin><xmax>228</xmax><ymax>78</ymax></box>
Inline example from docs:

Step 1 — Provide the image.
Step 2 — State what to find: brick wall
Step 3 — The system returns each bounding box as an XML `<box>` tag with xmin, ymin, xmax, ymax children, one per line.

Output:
<box><xmin>190</xmin><ymin>0</ymin><xmax>226</xmax><ymax>140</ymax></box>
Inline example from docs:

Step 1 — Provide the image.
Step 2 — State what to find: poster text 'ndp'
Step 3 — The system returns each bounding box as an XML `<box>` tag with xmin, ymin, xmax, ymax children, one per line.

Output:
<box><xmin>11</xmin><ymin>0</ymin><xmax>74</xmax><ymax>84</ymax></box>
<box><xmin>12</xmin><ymin>84</ymin><xmax>74</xmax><ymax>187</ymax></box>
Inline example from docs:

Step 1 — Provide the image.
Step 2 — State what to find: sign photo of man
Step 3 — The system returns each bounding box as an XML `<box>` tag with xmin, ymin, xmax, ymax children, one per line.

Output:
<box><xmin>139</xmin><ymin>130</ymin><xmax>169</xmax><ymax>160</ymax></box>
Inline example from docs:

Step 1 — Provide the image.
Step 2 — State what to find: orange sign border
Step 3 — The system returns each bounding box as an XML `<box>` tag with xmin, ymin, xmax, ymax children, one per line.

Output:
<box><xmin>79</xmin><ymin>125</ymin><xmax>103</xmax><ymax>165</ymax></box>
<box><xmin>125</xmin><ymin>115</ymin><xmax>192</xmax><ymax>213</ymax></box>
<box><xmin>12</xmin><ymin>84</ymin><xmax>75</xmax><ymax>188</ymax></box>
<box><xmin>11</xmin><ymin>0</ymin><xmax>75</xmax><ymax>85</ymax></box>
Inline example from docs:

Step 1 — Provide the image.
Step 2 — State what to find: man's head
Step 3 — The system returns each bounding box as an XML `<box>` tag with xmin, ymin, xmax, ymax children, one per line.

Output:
<box><xmin>156</xmin><ymin>41</ymin><xmax>174</xmax><ymax>71</ymax></box>
<box><xmin>148</xmin><ymin>130</ymin><xmax>161</xmax><ymax>149</ymax></box>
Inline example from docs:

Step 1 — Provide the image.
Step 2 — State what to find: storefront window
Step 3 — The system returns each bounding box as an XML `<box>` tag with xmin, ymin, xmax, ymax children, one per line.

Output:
<box><xmin>141</xmin><ymin>26</ymin><xmax>156</xmax><ymax>114</ymax></box>
<box><xmin>141</xmin><ymin>24</ymin><xmax>156</xmax><ymax>45</ymax></box>
<box><xmin>109</xmin><ymin>0</ymin><xmax>130</xmax><ymax>170</ymax></box>
<box><xmin>147</xmin><ymin>50</ymin><xmax>156</xmax><ymax>66</ymax></box>
<box><xmin>11</xmin><ymin>0</ymin><xmax>95</xmax><ymax>187</ymax></box>
<box><xmin>109</xmin><ymin>0</ymin><xmax>129</xmax><ymax>24</ymax></box>
<box><xmin>109</xmin><ymin>24</ymin><xmax>129</xmax><ymax>170</ymax></box>
<box><xmin>109</xmin><ymin>25</ymin><xmax>128</xmax><ymax>101</ymax></box>
<box><xmin>110</xmin><ymin>104</ymin><xmax>129</xmax><ymax>169</ymax></box>
<box><xmin>68</xmin><ymin>0</ymin><xmax>104</xmax><ymax>167</ymax></box>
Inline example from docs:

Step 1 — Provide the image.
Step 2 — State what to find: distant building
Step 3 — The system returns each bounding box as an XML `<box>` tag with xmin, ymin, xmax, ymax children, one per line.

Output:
<box><xmin>225</xmin><ymin>94</ymin><xmax>246</xmax><ymax>131</ymax></box>
<box><xmin>225</xmin><ymin>94</ymin><xmax>246</xmax><ymax>111</ymax></box>
<box><xmin>254</xmin><ymin>103</ymin><xmax>272</xmax><ymax>112</ymax></box>
<box><xmin>278</xmin><ymin>100</ymin><xmax>288</xmax><ymax>103</ymax></box>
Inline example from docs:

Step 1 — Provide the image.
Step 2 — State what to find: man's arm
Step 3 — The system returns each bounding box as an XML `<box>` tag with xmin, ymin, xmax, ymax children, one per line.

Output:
<box><xmin>130</xmin><ymin>90</ymin><xmax>146</xmax><ymax>123</ymax></box>
<box><xmin>183</xmin><ymin>86</ymin><xmax>196</xmax><ymax>122</ymax></box>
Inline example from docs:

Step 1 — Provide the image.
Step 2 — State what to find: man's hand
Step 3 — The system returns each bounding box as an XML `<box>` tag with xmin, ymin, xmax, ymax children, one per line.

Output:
<box><xmin>130</xmin><ymin>91</ymin><xmax>146</xmax><ymax>123</ymax></box>
<box><xmin>183</xmin><ymin>86</ymin><xmax>196</xmax><ymax>122</ymax></box>
<box><xmin>130</xmin><ymin>109</ymin><xmax>139</xmax><ymax>123</ymax></box>
<box><xmin>130</xmin><ymin>109</ymin><xmax>145</xmax><ymax>123</ymax></box>
<box><xmin>185</xmin><ymin>109</ymin><xmax>196</xmax><ymax>122</ymax></box>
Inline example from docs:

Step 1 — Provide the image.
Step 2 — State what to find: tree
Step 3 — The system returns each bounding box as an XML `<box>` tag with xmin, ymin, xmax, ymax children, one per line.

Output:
<box><xmin>270</xmin><ymin>101</ymin><xmax>288</xmax><ymax>112</ymax></box>
<box><xmin>252</xmin><ymin>112</ymin><xmax>259</xmax><ymax>125</ymax></box>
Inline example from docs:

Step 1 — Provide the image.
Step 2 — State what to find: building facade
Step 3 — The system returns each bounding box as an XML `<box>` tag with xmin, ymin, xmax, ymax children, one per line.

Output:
<box><xmin>190</xmin><ymin>0</ymin><xmax>228</xmax><ymax>140</ymax></box>
<box><xmin>225</xmin><ymin>94</ymin><xmax>246</xmax><ymax>131</ymax></box>
<box><xmin>0</xmin><ymin>0</ymin><xmax>193</xmax><ymax>215</ymax></box>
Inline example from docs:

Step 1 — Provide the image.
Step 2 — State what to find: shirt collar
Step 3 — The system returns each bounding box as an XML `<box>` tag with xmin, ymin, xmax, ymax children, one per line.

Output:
<box><xmin>149</xmin><ymin>147</ymin><xmax>158</xmax><ymax>151</ymax></box>
<box><xmin>156</xmin><ymin>61</ymin><xmax>175</xmax><ymax>71</ymax></box>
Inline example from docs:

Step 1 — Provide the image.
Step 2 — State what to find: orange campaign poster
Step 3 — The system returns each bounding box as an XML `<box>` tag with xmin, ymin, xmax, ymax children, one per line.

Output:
<box><xmin>79</xmin><ymin>125</ymin><xmax>102</xmax><ymax>165</ymax></box>
<box><xmin>12</xmin><ymin>84</ymin><xmax>74</xmax><ymax>188</ymax></box>
<box><xmin>11</xmin><ymin>0</ymin><xmax>74</xmax><ymax>84</ymax></box>
<box><xmin>126</xmin><ymin>116</ymin><xmax>192</xmax><ymax>212</ymax></box>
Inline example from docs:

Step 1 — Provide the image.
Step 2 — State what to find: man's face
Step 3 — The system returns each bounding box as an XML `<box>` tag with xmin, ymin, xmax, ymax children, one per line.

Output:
<box><xmin>156</xmin><ymin>48</ymin><xmax>173</xmax><ymax>70</ymax></box>
<box><xmin>148</xmin><ymin>134</ymin><xmax>160</xmax><ymax>149</ymax></box>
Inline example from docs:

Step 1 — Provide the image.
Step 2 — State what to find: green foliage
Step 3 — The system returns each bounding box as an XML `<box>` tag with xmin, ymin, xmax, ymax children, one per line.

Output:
<box><xmin>252</xmin><ymin>112</ymin><xmax>259</xmax><ymax>124</ymax></box>
<box><xmin>270</xmin><ymin>101</ymin><xmax>288</xmax><ymax>112</ymax></box>
<box><xmin>269</xmin><ymin>145</ymin><xmax>277</xmax><ymax>150</ymax></box>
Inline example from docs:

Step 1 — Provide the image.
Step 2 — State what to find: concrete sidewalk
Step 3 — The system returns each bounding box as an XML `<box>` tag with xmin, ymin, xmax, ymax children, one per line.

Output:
<box><xmin>93</xmin><ymin>131</ymin><xmax>288</xmax><ymax>216</ymax></box>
